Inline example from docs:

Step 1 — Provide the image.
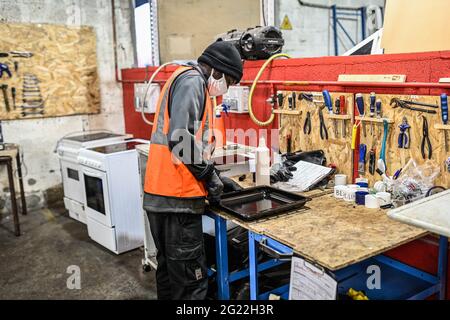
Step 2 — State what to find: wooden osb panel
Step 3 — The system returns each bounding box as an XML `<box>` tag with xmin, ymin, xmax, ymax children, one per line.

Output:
<box><xmin>357</xmin><ymin>94</ymin><xmax>449</xmax><ymax>187</ymax></box>
<box><xmin>278</xmin><ymin>91</ymin><xmax>354</xmax><ymax>178</ymax></box>
<box><xmin>0</xmin><ymin>23</ymin><xmax>100</xmax><ymax>120</ymax></box>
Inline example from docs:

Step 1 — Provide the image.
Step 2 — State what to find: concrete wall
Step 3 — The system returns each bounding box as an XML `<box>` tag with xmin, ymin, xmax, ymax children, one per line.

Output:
<box><xmin>0</xmin><ymin>0</ymin><xmax>135</xmax><ymax>212</ymax></box>
<box><xmin>276</xmin><ymin>0</ymin><xmax>385</xmax><ymax>57</ymax></box>
<box><xmin>158</xmin><ymin>0</ymin><xmax>260</xmax><ymax>63</ymax></box>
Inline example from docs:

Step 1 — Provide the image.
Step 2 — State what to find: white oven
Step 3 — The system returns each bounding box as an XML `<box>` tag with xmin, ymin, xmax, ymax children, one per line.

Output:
<box><xmin>82</xmin><ymin>166</ymin><xmax>114</xmax><ymax>227</ymax></box>
<box><xmin>57</xmin><ymin>132</ymin><xmax>131</xmax><ymax>224</ymax></box>
<box><xmin>78</xmin><ymin>139</ymin><xmax>149</xmax><ymax>254</ymax></box>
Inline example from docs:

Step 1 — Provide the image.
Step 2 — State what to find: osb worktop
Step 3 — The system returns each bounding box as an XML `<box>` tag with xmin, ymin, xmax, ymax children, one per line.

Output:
<box><xmin>213</xmin><ymin>181</ymin><xmax>428</xmax><ymax>271</ymax></box>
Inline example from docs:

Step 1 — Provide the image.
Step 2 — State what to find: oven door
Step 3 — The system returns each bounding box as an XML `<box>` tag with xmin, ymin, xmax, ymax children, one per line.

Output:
<box><xmin>82</xmin><ymin>167</ymin><xmax>114</xmax><ymax>227</ymax></box>
<box><xmin>60</xmin><ymin>159</ymin><xmax>84</xmax><ymax>204</ymax></box>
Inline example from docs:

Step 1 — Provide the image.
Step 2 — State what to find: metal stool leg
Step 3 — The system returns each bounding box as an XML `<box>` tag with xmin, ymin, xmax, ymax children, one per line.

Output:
<box><xmin>5</xmin><ymin>158</ymin><xmax>20</xmax><ymax>236</ymax></box>
<box><xmin>16</xmin><ymin>152</ymin><xmax>27</xmax><ymax>215</ymax></box>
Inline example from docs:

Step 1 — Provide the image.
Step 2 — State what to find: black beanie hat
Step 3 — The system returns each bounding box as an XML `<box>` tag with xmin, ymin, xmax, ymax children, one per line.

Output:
<box><xmin>198</xmin><ymin>41</ymin><xmax>243</xmax><ymax>82</ymax></box>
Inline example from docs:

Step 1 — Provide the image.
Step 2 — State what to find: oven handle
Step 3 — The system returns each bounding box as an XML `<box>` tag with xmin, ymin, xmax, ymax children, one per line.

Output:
<box><xmin>82</xmin><ymin>167</ymin><xmax>105</xmax><ymax>179</ymax></box>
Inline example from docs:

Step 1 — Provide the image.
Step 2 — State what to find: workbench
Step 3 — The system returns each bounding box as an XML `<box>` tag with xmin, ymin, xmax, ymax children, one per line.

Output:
<box><xmin>208</xmin><ymin>179</ymin><xmax>448</xmax><ymax>300</ymax></box>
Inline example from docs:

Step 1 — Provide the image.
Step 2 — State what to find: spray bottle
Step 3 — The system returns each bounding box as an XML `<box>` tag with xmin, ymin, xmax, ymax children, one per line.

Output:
<box><xmin>255</xmin><ymin>136</ymin><xmax>270</xmax><ymax>186</ymax></box>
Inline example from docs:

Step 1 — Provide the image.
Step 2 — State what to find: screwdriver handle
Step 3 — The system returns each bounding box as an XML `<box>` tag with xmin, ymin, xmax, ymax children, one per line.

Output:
<box><xmin>376</xmin><ymin>99</ymin><xmax>382</xmax><ymax>118</ymax></box>
<box><xmin>370</xmin><ymin>92</ymin><xmax>376</xmax><ymax>117</ymax></box>
<box><xmin>322</xmin><ymin>90</ymin><xmax>333</xmax><ymax>114</ymax></box>
<box><xmin>441</xmin><ymin>93</ymin><xmax>448</xmax><ymax>125</ymax></box>
<box><xmin>335</xmin><ymin>98</ymin><xmax>340</xmax><ymax>115</ymax></box>
<box><xmin>339</xmin><ymin>95</ymin><xmax>346</xmax><ymax>115</ymax></box>
<box><xmin>356</xmin><ymin>93</ymin><xmax>364</xmax><ymax>116</ymax></box>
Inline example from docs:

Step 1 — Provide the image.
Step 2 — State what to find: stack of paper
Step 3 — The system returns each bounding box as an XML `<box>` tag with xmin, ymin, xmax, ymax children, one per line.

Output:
<box><xmin>275</xmin><ymin>161</ymin><xmax>333</xmax><ymax>192</ymax></box>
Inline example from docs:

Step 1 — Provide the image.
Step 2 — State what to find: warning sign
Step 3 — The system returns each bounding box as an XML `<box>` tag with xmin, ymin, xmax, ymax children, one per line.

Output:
<box><xmin>280</xmin><ymin>14</ymin><xmax>293</xmax><ymax>30</ymax></box>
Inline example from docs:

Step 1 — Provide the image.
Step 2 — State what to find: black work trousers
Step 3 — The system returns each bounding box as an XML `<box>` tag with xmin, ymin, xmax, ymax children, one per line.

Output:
<box><xmin>146</xmin><ymin>211</ymin><xmax>208</xmax><ymax>300</ymax></box>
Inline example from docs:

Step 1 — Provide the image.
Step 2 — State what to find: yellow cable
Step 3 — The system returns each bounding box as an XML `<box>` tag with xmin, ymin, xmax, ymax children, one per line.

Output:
<box><xmin>248</xmin><ymin>53</ymin><xmax>291</xmax><ymax>127</ymax></box>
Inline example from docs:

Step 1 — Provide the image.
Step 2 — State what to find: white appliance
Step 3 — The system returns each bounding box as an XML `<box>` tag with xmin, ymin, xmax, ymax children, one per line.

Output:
<box><xmin>78</xmin><ymin>139</ymin><xmax>149</xmax><ymax>254</ymax></box>
<box><xmin>57</xmin><ymin>132</ymin><xmax>131</xmax><ymax>224</ymax></box>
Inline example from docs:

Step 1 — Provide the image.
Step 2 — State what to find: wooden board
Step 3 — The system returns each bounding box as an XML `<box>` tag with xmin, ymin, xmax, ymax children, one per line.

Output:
<box><xmin>0</xmin><ymin>23</ymin><xmax>100</xmax><ymax>120</ymax></box>
<box><xmin>278</xmin><ymin>91</ymin><xmax>354</xmax><ymax>179</ymax></box>
<box><xmin>213</xmin><ymin>191</ymin><xmax>427</xmax><ymax>271</ymax></box>
<box><xmin>357</xmin><ymin>94</ymin><xmax>449</xmax><ymax>187</ymax></box>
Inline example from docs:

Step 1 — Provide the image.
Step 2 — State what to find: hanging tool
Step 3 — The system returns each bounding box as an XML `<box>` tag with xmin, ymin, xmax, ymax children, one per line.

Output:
<box><xmin>390</xmin><ymin>98</ymin><xmax>438</xmax><ymax>114</ymax></box>
<box><xmin>0</xmin><ymin>53</ymin><xmax>9</xmax><ymax>58</ymax></box>
<box><xmin>421</xmin><ymin>116</ymin><xmax>432</xmax><ymax>160</ymax></box>
<box><xmin>393</xmin><ymin>168</ymin><xmax>403</xmax><ymax>180</ymax></box>
<box><xmin>1</xmin><ymin>84</ymin><xmax>9</xmax><ymax>112</ymax></box>
<box><xmin>288</xmin><ymin>92</ymin><xmax>295</xmax><ymax>110</ymax></box>
<box><xmin>369</xmin><ymin>148</ymin><xmax>376</xmax><ymax>175</ymax></box>
<box><xmin>375</xmin><ymin>99</ymin><xmax>382</xmax><ymax>136</ymax></box>
<box><xmin>398</xmin><ymin>117</ymin><xmax>411</xmax><ymax>149</ymax></box>
<box><xmin>397</xmin><ymin>99</ymin><xmax>439</xmax><ymax>109</ymax></box>
<box><xmin>322</xmin><ymin>90</ymin><xmax>335</xmax><ymax>138</ymax></box>
<box><xmin>441</xmin><ymin>93</ymin><xmax>449</xmax><ymax>152</ymax></box>
<box><xmin>358</xmin><ymin>144</ymin><xmax>367</xmax><ymax>176</ymax></box>
<box><xmin>379</xmin><ymin>119</ymin><xmax>389</xmax><ymax>173</ymax></box>
<box><xmin>11</xmin><ymin>87</ymin><xmax>16</xmax><ymax>110</ymax></box>
<box><xmin>319</xmin><ymin>107</ymin><xmax>328</xmax><ymax>140</ymax></box>
<box><xmin>334</xmin><ymin>98</ymin><xmax>340</xmax><ymax>137</ymax></box>
<box><xmin>10</xmin><ymin>51</ymin><xmax>33</xmax><ymax>58</ymax></box>
<box><xmin>351</xmin><ymin>124</ymin><xmax>358</xmax><ymax>150</ymax></box>
<box><xmin>14</xmin><ymin>61</ymin><xmax>19</xmax><ymax>73</ymax></box>
<box><xmin>356</xmin><ymin>93</ymin><xmax>366</xmax><ymax>137</ymax></box>
<box><xmin>303</xmin><ymin>111</ymin><xmax>312</xmax><ymax>135</ymax></box>
<box><xmin>21</xmin><ymin>109</ymin><xmax>44</xmax><ymax>117</ymax></box>
<box><xmin>0</xmin><ymin>63</ymin><xmax>12</xmax><ymax>78</ymax></box>
<box><xmin>369</xmin><ymin>92</ymin><xmax>376</xmax><ymax>135</ymax></box>
<box><xmin>277</xmin><ymin>91</ymin><xmax>284</xmax><ymax>108</ymax></box>
<box><xmin>339</xmin><ymin>95</ymin><xmax>346</xmax><ymax>137</ymax></box>
<box><xmin>286</xmin><ymin>130</ymin><xmax>292</xmax><ymax>153</ymax></box>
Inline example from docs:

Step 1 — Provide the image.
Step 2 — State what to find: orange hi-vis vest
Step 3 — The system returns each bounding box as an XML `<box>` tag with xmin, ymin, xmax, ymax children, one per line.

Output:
<box><xmin>144</xmin><ymin>66</ymin><xmax>214</xmax><ymax>198</ymax></box>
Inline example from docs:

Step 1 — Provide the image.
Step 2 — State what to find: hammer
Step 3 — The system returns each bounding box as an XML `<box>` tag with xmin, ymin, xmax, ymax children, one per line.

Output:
<box><xmin>1</xmin><ymin>84</ymin><xmax>10</xmax><ymax>112</ymax></box>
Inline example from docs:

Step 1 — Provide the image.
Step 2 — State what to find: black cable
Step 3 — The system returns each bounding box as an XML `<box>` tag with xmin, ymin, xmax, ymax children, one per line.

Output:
<box><xmin>261</xmin><ymin>0</ymin><xmax>267</xmax><ymax>26</ymax></box>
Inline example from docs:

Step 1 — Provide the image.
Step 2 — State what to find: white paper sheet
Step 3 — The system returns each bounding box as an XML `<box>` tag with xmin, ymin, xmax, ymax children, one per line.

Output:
<box><xmin>289</xmin><ymin>256</ymin><xmax>337</xmax><ymax>300</ymax></box>
<box><xmin>281</xmin><ymin>161</ymin><xmax>333</xmax><ymax>192</ymax></box>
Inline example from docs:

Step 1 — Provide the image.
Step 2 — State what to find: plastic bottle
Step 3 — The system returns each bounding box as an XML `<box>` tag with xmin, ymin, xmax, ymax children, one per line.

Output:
<box><xmin>255</xmin><ymin>137</ymin><xmax>270</xmax><ymax>186</ymax></box>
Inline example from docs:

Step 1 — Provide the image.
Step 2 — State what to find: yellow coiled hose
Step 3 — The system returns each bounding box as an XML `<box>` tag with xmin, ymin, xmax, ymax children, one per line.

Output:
<box><xmin>248</xmin><ymin>53</ymin><xmax>291</xmax><ymax>127</ymax></box>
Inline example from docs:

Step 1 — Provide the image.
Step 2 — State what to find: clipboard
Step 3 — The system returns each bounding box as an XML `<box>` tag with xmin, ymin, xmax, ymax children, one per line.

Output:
<box><xmin>289</xmin><ymin>255</ymin><xmax>338</xmax><ymax>300</ymax></box>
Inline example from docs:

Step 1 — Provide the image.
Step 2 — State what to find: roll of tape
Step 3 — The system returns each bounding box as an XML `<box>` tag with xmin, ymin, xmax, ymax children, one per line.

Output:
<box><xmin>376</xmin><ymin>192</ymin><xmax>392</xmax><ymax>206</ymax></box>
<box><xmin>355</xmin><ymin>191</ymin><xmax>369</xmax><ymax>205</ymax></box>
<box><xmin>374</xmin><ymin>181</ymin><xmax>386</xmax><ymax>192</ymax></box>
<box><xmin>356</xmin><ymin>182</ymin><xmax>369</xmax><ymax>188</ymax></box>
<box><xmin>334</xmin><ymin>185</ymin><xmax>347</xmax><ymax>199</ymax></box>
<box><xmin>365</xmin><ymin>195</ymin><xmax>380</xmax><ymax>209</ymax></box>
<box><xmin>335</xmin><ymin>174</ymin><xmax>347</xmax><ymax>186</ymax></box>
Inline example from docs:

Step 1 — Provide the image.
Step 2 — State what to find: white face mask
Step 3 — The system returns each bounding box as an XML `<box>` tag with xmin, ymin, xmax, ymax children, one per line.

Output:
<box><xmin>207</xmin><ymin>69</ymin><xmax>228</xmax><ymax>97</ymax></box>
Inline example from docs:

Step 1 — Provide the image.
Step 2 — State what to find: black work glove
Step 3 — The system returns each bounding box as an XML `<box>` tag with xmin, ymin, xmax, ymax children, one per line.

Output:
<box><xmin>269</xmin><ymin>162</ymin><xmax>297</xmax><ymax>184</ymax></box>
<box><xmin>206</xmin><ymin>171</ymin><xmax>224</xmax><ymax>206</ymax></box>
<box><xmin>284</xmin><ymin>150</ymin><xmax>327</xmax><ymax>166</ymax></box>
<box><xmin>220</xmin><ymin>176</ymin><xmax>243</xmax><ymax>193</ymax></box>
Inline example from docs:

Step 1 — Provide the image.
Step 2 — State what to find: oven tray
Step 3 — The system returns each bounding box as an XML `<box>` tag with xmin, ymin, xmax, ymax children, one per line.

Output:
<box><xmin>217</xmin><ymin>186</ymin><xmax>311</xmax><ymax>221</ymax></box>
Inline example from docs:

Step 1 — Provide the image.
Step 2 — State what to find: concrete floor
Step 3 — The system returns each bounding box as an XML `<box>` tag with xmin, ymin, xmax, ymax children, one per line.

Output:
<box><xmin>0</xmin><ymin>206</ymin><xmax>157</xmax><ymax>299</ymax></box>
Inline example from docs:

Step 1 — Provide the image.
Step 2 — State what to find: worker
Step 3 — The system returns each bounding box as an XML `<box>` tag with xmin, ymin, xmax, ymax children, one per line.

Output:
<box><xmin>143</xmin><ymin>41</ymin><xmax>243</xmax><ymax>300</ymax></box>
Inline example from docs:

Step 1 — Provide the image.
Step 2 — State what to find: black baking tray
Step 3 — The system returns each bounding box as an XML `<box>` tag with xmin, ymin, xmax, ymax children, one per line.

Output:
<box><xmin>217</xmin><ymin>186</ymin><xmax>311</xmax><ymax>221</ymax></box>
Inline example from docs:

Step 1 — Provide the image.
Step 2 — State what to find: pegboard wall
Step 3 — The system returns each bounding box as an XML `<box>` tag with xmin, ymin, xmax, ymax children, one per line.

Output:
<box><xmin>0</xmin><ymin>23</ymin><xmax>100</xmax><ymax>120</ymax></box>
<box><xmin>278</xmin><ymin>91</ymin><xmax>354</xmax><ymax>179</ymax></box>
<box><xmin>356</xmin><ymin>93</ymin><xmax>449</xmax><ymax>187</ymax></box>
<box><xmin>278</xmin><ymin>91</ymin><xmax>450</xmax><ymax>187</ymax></box>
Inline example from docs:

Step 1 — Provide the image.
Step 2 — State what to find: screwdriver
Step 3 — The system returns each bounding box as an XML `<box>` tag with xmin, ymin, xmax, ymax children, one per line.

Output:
<box><xmin>339</xmin><ymin>95</ymin><xmax>346</xmax><ymax>137</ymax></box>
<box><xmin>334</xmin><ymin>98</ymin><xmax>340</xmax><ymax>137</ymax></box>
<box><xmin>441</xmin><ymin>93</ymin><xmax>449</xmax><ymax>152</ymax></box>
<box><xmin>376</xmin><ymin>99</ymin><xmax>382</xmax><ymax>136</ymax></box>
<box><xmin>369</xmin><ymin>92</ymin><xmax>376</xmax><ymax>135</ymax></box>
<box><xmin>322</xmin><ymin>90</ymin><xmax>335</xmax><ymax>138</ymax></box>
<box><xmin>356</xmin><ymin>93</ymin><xmax>366</xmax><ymax>137</ymax></box>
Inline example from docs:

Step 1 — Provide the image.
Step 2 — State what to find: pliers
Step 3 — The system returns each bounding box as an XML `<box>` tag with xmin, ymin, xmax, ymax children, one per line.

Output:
<box><xmin>421</xmin><ymin>116</ymin><xmax>432</xmax><ymax>159</ymax></box>
<box><xmin>391</xmin><ymin>98</ymin><xmax>438</xmax><ymax>115</ymax></box>
<box><xmin>319</xmin><ymin>107</ymin><xmax>328</xmax><ymax>140</ymax></box>
<box><xmin>398</xmin><ymin>117</ymin><xmax>410</xmax><ymax>149</ymax></box>
<box><xmin>303</xmin><ymin>111</ymin><xmax>312</xmax><ymax>135</ymax></box>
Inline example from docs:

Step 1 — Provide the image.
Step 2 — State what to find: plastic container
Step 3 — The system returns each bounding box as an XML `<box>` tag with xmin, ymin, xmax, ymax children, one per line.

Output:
<box><xmin>255</xmin><ymin>137</ymin><xmax>270</xmax><ymax>186</ymax></box>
